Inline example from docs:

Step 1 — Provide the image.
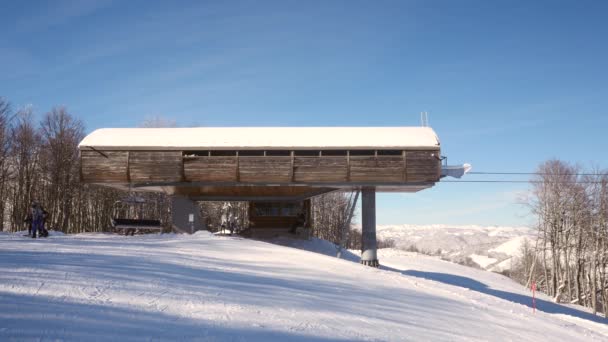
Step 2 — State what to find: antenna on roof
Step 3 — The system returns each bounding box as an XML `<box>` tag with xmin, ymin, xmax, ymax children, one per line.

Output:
<box><xmin>420</xmin><ymin>111</ymin><xmax>429</xmax><ymax>127</ymax></box>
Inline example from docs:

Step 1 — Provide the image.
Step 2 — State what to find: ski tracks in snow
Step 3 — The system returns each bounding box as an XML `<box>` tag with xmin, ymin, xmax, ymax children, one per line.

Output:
<box><xmin>1</xmin><ymin>232</ymin><xmax>606</xmax><ymax>341</ymax></box>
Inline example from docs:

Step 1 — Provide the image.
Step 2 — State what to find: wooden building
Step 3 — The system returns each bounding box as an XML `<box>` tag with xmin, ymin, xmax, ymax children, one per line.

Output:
<box><xmin>78</xmin><ymin>126</ymin><xmax>444</xmax><ymax>266</ymax></box>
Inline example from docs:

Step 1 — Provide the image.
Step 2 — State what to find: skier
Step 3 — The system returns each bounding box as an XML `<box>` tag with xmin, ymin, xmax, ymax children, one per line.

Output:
<box><xmin>39</xmin><ymin>205</ymin><xmax>49</xmax><ymax>238</ymax></box>
<box><xmin>31</xmin><ymin>203</ymin><xmax>48</xmax><ymax>239</ymax></box>
<box><xmin>23</xmin><ymin>208</ymin><xmax>33</xmax><ymax>237</ymax></box>
<box><xmin>30</xmin><ymin>202</ymin><xmax>42</xmax><ymax>239</ymax></box>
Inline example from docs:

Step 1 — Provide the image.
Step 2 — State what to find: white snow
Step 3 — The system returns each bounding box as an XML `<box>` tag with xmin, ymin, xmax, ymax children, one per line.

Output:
<box><xmin>490</xmin><ymin>258</ymin><xmax>516</xmax><ymax>273</ymax></box>
<box><xmin>441</xmin><ymin>163</ymin><xmax>472</xmax><ymax>179</ymax></box>
<box><xmin>469</xmin><ymin>254</ymin><xmax>498</xmax><ymax>268</ymax></box>
<box><xmin>78</xmin><ymin>127</ymin><xmax>440</xmax><ymax>150</ymax></box>
<box><xmin>488</xmin><ymin>235</ymin><xmax>535</xmax><ymax>257</ymax></box>
<box><xmin>375</xmin><ymin>224</ymin><xmax>536</xmax><ymax>271</ymax></box>
<box><xmin>1</xmin><ymin>231</ymin><xmax>606</xmax><ymax>341</ymax></box>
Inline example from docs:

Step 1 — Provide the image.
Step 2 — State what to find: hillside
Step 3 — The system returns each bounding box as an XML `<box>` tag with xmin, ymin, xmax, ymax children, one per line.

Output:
<box><xmin>375</xmin><ymin>224</ymin><xmax>536</xmax><ymax>271</ymax></box>
<box><xmin>0</xmin><ymin>231</ymin><xmax>606</xmax><ymax>341</ymax></box>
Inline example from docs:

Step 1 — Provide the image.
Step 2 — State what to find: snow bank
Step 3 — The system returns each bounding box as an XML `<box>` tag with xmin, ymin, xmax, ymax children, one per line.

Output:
<box><xmin>469</xmin><ymin>254</ymin><xmax>498</xmax><ymax>268</ymax></box>
<box><xmin>489</xmin><ymin>235</ymin><xmax>534</xmax><ymax>257</ymax></box>
<box><xmin>269</xmin><ymin>236</ymin><xmax>360</xmax><ymax>263</ymax></box>
<box><xmin>0</xmin><ymin>232</ymin><xmax>606</xmax><ymax>341</ymax></box>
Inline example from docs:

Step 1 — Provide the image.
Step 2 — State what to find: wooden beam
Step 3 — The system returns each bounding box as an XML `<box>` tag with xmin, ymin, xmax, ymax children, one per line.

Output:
<box><xmin>188</xmin><ymin>188</ymin><xmax>338</xmax><ymax>202</ymax></box>
<box><xmin>127</xmin><ymin>151</ymin><xmax>131</xmax><ymax>182</ymax></box>
<box><xmin>87</xmin><ymin>146</ymin><xmax>108</xmax><ymax>158</ymax></box>
<box><xmin>402</xmin><ymin>150</ymin><xmax>407</xmax><ymax>182</ymax></box>
<box><xmin>131</xmin><ymin>180</ymin><xmax>435</xmax><ymax>188</ymax></box>
<box><xmin>236</xmin><ymin>151</ymin><xmax>240</xmax><ymax>182</ymax></box>
<box><xmin>346</xmin><ymin>150</ymin><xmax>351</xmax><ymax>182</ymax></box>
<box><xmin>290</xmin><ymin>151</ymin><xmax>295</xmax><ymax>182</ymax></box>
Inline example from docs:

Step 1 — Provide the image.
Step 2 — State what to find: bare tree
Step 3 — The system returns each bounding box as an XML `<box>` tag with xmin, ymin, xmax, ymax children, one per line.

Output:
<box><xmin>7</xmin><ymin>107</ymin><xmax>42</xmax><ymax>231</ymax></box>
<box><xmin>0</xmin><ymin>98</ymin><xmax>14</xmax><ymax>229</ymax></box>
<box><xmin>200</xmin><ymin>201</ymin><xmax>248</xmax><ymax>232</ymax></box>
<box><xmin>0</xmin><ymin>100</ymin><xmax>184</xmax><ymax>233</ymax></box>
<box><xmin>38</xmin><ymin>107</ymin><xmax>85</xmax><ymax>231</ymax></box>
<box><xmin>528</xmin><ymin>159</ymin><xmax>608</xmax><ymax>316</ymax></box>
<box><xmin>311</xmin><ymin>191</ymin><xmax>361</xmax><ymax>249</ymax></box>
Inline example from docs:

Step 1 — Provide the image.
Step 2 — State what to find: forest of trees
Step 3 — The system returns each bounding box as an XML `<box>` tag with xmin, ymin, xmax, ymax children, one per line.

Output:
<box><xmin>508</xmin><ymin>160</ymin><xmax>608</xmax><ymax>317</ymax></box>
<box><xmin>0</xmin><ymin>98</ymin><xmax>127</xmax><ymax>233</ymax></box>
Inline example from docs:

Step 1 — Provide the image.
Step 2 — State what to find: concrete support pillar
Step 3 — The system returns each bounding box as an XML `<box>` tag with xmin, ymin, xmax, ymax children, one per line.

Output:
<box><xmin>361</xmin><ymin>187</ymin><xmax>379</xmax><ymax>267</ymax></box>
<box><xmin>171</xmin><ymin>196</ymin><xmax>203</xmax><ymax>234</ymax></box>
<box><xmin>304</xmin><ymin>198</ymin><xmax>312</xmax><ymax>228</ymax></box>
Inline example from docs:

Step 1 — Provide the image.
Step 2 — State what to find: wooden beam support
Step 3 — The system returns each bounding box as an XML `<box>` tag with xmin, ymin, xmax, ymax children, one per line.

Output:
<box><xmin>87</xmin><ymin>146</ymin><xmax>108</xmax><ymax>158</ymax></box>
<box><xmin>402</xmin><ymin>150</ymin><xmax>407</xmax><ymax>182</ymax></box>
<box><xmin>346</xmin><ymin>150</ymin><xmax>351</xmax><ymax>182</ymax></box>
<box><xmin>290</xmin><ymin>150</ymin><xmax>295</xmax><ymax>182</ymax></box>
<box><xmin>127</xmin><ymin>151</ymin><xmax>131</xmax><ymax>182</ymax></box>
<box><xmin>236</xmin><ymin>151</ymin><xmax>240</xmax><ymax>182</ymax></box>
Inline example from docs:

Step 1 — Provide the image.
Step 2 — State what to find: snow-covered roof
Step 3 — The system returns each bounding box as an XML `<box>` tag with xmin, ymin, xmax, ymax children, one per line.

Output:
<box><xmin>78</xmin><ymin>127</ymin><xmax>440</xmax><ymax>150</ymax></box>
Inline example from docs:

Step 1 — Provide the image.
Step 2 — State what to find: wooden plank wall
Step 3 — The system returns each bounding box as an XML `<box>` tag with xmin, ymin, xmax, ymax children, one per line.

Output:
<box><xmin>406</xmin><ymin>151</ymin><xmax>440</xmax><ymax>182</ymax></box>
<box><xmin>294</xmin><ymin>157</ymin><xmax>348</xmax><ymax>182</ymax></box>
<box><xmin>80</xmin><ymin>150</ymin><xmax>129</xmax><ymax>183</ymax></box>
<box><xmin>184</xmin><ymin>156</ymin><xmax>237</xmax><ymax>182</ymax></box>
<box><xmin>239</xmin><ymin>157</ymin><xmax>291</xmax><ymax>183</ymax></box>
<box><xmin>350</xmin><ymin>156</ymin><xmax>404</xmax><ymax>182</ymax></box>
<box><xmin>129</xmin><ymin>151</ymin><xmax>183</xmax><ymax>183</ymax></box>
<box><xmin>81</xmin><ymin>149</ymin><xmax>440</xmax><ymax>184</ymax></box>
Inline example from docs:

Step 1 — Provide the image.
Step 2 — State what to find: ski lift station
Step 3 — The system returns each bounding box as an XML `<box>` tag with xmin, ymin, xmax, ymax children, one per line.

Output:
<box><xmin>78</xmin><ymin>126</ymin><xmax>468</xmax><ymax>267</ymax></box>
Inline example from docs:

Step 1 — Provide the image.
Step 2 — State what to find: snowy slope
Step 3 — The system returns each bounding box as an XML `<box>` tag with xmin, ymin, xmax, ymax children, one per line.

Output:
<box><xmin>375</xmin><ymin>224</ymin><xmax>536</xmax><ymax>271</ymax></box>
<box><xmin>1</xmin><ymin>232</ymin><xmax>606</xmax><ymax>341</ymax></box>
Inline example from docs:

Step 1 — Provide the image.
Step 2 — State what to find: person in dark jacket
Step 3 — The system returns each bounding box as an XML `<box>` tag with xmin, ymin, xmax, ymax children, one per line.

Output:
<box><xmin>30</xmin><ymin>202</ymin><xmax>46</xmax><ymax>238</ymax></box>
<box><xmin>24</xmin><ymin>211</ymin><xmax>33</xmax><ymax>237</ymax></box>
<box><xmin>23</xmin><ymin>202</ymin><xmax>49</xmax><ymax>238</ymax></box>
<box><xmin>39</xmin><ymin>206</ymin><xmax>49</xmax><ymax>237</ymax></box>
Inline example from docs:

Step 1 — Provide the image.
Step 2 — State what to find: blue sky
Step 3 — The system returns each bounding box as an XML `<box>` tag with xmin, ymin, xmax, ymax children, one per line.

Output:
<box><xmin>1</xmin><ymin>0</ymin><xmax>607</xmax><ymax>226</ymax></box>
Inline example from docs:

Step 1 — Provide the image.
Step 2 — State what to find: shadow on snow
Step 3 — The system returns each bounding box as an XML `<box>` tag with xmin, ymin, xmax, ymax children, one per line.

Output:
<box><xmin>392</xmin><ymin>268</ymin><xmax>608</xmax><ymax>325</ymax></box>
<box><xmin>0</xmin><ymin>292</ymin><xmax>350</xmax><ymax>342</ymax></box>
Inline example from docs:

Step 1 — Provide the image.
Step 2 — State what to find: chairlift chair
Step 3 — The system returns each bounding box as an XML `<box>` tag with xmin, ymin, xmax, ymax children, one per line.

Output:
<box><xmin>111</xmin><ymin>195</ymin><xmax>162</xmax><ymax>235</ymax></box>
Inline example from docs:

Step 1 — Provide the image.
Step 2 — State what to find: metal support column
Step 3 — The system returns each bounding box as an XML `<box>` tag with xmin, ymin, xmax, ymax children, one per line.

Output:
<box><xmin>171</xmin><ymin>196</ymin><xmax>203</xmax><ymax>234</ymax></box>
<box><xmin>361</xmin><ymin>187</ymin><xmax>379</xmax><ymax>267</ymax></box>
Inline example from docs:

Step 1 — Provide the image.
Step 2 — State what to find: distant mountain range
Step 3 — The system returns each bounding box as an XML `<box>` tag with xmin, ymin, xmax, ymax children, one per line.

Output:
<box><xmin>372</xmin><ymin>224</ymin><xmax>536</xmax><ymax>272</ymax></box>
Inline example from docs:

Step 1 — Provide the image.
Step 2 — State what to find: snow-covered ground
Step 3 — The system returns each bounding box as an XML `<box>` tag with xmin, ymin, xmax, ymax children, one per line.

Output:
<box><xmin>1</xmin><ymin>231</ymin><xmax>606</xmax><ymax>341</ymax></box>
<box><xmin>375</xmin><ymin>224</ymin><xmax>536</xmax><ymax>271</ymax></box>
